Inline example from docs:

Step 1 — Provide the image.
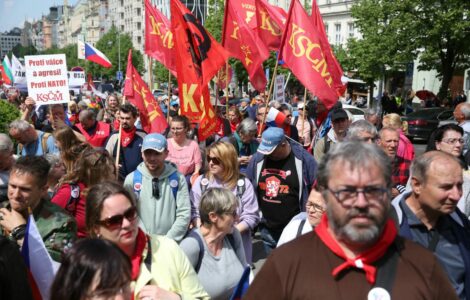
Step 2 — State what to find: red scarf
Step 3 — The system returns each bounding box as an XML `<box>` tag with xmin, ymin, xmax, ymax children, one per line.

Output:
<box><xmin>130</xmin><ymin>228</ymin><xmax>147</xmax><ymax>281</ymax></box>
<box><xmin>121</xmin><ymin>126</ymin><xmax>136</xmax><ymax>147</ymax></box>
<box><xmin>215</xmin><ymin>117</ymin><xmax>225</xmax><ymax>137</ymax></box>
<box><xmin>315</xmin><ymin>214</ymin><xmax>397</xmax><ymax>284</ymax></box>
<box><xmin>230</xmin><ymin>121</ymin><xmax>239</xmax><ymax>133</ymax></box>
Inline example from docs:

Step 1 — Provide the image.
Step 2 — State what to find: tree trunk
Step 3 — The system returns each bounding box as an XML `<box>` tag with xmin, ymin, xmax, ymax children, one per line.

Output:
<box><xmin>438</xmin><ymin>66</ymin><xmax>454</xmax><ymax>101</ymax></box>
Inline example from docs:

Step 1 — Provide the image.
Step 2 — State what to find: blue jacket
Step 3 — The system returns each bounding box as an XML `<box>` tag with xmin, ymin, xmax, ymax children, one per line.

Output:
<box><xmin>392</xmin><ymin>192</ymin><xmax>470</xmax><ymax>300</ymax></box>
<box><xmin>246</xmin><ymin>141</ymin><xmax>317</xmax><ymax>211</ymax></box>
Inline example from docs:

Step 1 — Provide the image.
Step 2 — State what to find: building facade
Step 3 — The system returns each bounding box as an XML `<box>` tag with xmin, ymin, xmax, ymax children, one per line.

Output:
<box><xmin>1</xmin><ymin>28</ymin><xmax>22</xmax><ymax>59</ymax></box>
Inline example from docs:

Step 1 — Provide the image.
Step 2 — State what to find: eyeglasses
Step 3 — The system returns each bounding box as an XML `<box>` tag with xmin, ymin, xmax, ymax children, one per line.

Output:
<box><xmin>207</xmin><ymin>155</ymin><xmax>221</xmax><ymax>165</ymax></box>
<box><xmin>306</xmin><ymin>202</ymin><xmax>326</xmax><ymax>213</ymax></box>
<box><xmin>327</xmin><ymin>186</ymin><xmax>388</xmax><ymax>206</ymax></box>
<box><xmin>224</xmin><ymin>210</ymin><xmax>238</xmax><ymax>217</ymax></box>
<box><xmin>97</xmin><ymin>206</ymin><xmax>138</xmax><ymax>229</ymax></box>
<box><xmin>442</xmin><ymin>138</ymin><xmax>465</xmax><ymax>145</ymax></box>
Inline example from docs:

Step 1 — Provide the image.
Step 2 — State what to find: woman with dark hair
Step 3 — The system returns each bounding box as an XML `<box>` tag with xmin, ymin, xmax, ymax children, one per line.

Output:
<box><xmin>51</xmin><ymin>238</ymin><xmax>132</xmax><ymax>300</ymax></box>
<box><xmin>426</xmin><ymin>124</ymin><xmax>466</xmax><ymax>165</ymax></box>
<box><xmin>167</xmin><ymin>115</ymin><xmax>202</xmax><ymax>185</ymax></box>
<box><xmin>86</xmin><ymin>181</ymin><xmax>209</xmax><ymax>299</ymax></box>
<box><xmin>181</xmin><ymin>188</ymin><xmax>248</xmax><ymax>300</ymax></box>
<box><xmin>52</xmin><ymin>148</ymin><xmax>116</xmax><ymax>237</ymax></box>
<box><xmin>191</xmin><ymin>141</ymin><xmax>259</xmax><ymax>264</ymax></box>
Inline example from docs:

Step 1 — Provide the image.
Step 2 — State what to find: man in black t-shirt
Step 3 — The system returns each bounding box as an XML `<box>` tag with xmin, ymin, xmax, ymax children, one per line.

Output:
<box><xmin>246</xmin><ymin>127</ymin><xmax>317</xmax><ymax>254</ymax></box>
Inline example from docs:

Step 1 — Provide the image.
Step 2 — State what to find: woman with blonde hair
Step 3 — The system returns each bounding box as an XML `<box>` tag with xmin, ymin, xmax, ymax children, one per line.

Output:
<box><xmin>191</xmin><ymin>141</ymin><xmax>259</xmax><ymax>264</ymax></box>
<box><xmin>52</xmin><ymin>148</ymin><xmax>116</xmax><ymax>237</ymax></box>
<box><xmin>382</xmin><ymin>113</ymin><xmax>414</xmax><ymax>161</ymax></box>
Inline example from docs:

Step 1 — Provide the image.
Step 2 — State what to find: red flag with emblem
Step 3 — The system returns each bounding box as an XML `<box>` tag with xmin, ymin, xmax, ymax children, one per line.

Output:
<box><xmin>222</xmin><ymin>0</ymin><xmax>270</xmax><ymax>92</ymax></box>
<box><xmin>124</xmin><ymin>50</ymin><xmax>168</xmax><ymax>133</ymax></box>
<box><xmin>171</xmin><ymin>0</ymin><xmax>228</xmax><ymax>140</ymax></box>
<box><xmin>310</xmin><ymin>0</ymin><xmax>345</xmax><ymax>97</ymax></box>
<box><xmin>255</xmin><ymin>0</ymin><xmax>287</xmax><ymax>50</ymax></box>
<box><xmin>279</xmin><ymin>0</ymin><xmax>339</xmax><ymax>109</ymax></box>
<box><xmin>144</xmin><ymin>0</ymin><xmax>177</xmax><ymax>76</ymax></box>
<box><xmin>215</xmin><ymin>64</ymin><xmax>233</xmax><ymax>90</ymax></box>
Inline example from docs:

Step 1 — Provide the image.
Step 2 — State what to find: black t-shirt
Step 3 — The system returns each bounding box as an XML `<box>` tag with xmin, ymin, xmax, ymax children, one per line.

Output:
<box><xmin>258</xmin><ymin>151</ymin><xmax>300</xmax><ymax>230</ymax></box>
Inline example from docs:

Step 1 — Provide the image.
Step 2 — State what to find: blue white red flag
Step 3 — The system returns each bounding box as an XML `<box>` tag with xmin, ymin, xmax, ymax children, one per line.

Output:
<box><xmin>21</xmin><ymin>215</ymin><xmax>60</xmax><ymax>300</ymax></box>
<box><xmin>85</xmin><ymin>42</ymin><xmax>112</xmax><ymax>68</ymax></box>
<box><xmin>230</xmin><ymin>266</ymin><xmax>251</xmax><ymax>300</ymax></box>
<box><xmin>266</xmin><ymin>107</ymin><xmax>286</xmax><ymax>128</ymax></box>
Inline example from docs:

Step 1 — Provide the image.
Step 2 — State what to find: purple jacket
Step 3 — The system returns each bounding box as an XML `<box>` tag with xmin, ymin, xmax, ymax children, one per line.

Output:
<box><xmin>190</xmin><ymin>175</ymin><xmax>260</xmax><ymax>263</ymax></box>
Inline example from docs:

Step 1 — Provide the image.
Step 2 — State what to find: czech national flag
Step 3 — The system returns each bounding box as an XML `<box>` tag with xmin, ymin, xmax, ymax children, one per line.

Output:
<box><xmin>21</xmin><ymin>215</ymin><xmax>60</xmax><ymax>300</ymax></box>
<box><xmin>266</xmin><ymin>107</ymin><xmax>287</xmax><ymax>128</ymax></box>
<box><xmin>85</xmin><ymin>42</ymin><xmax>112</xmax><ymax>68</ymax></box>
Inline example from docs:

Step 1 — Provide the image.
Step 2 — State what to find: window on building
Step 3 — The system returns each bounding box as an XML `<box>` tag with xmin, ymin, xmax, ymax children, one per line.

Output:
<box><xmin>335</xmin><ymin>23</ymin><xmax>341</xmax><ymax>45</ymax></box>
<box><xmin>137</xmin><ymin>22</ymin><xmax>141</xmax><ymax>30</ymax></box>
<box><xmin>137</xmin><ymin>36</ymin><xmax>142</xmax><ymax>44</ymax></box>
<box><xmin>348</xmin><ymin>22</ymin><xmax>354</xmax><ymax>38</ymax></box>
<box><xmin>136</xmin><ymin>8</ymin><xmax>141</xmax><ymax>16</ymax></box>
<box><xmin>324</xmin><ymin>23</ymin><xmax>330</xmax><ymax>42</ymax></box>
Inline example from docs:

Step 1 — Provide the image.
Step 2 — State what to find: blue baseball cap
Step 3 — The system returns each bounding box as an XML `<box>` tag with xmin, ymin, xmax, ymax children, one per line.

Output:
<box><xmin>142</xmin><ymin>133</ymin><xmax>167</xmax><ymax>153</ymax></box>
<box><xmin>257</xmin><ymin>127</ymin><xmax>285</xmax><ymax>155</ymax></box>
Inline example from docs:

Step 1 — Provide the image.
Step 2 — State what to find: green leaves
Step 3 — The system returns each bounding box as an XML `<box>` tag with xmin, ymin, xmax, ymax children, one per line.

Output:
<box><xmin>348</xmin><ymin>0</ymin><xmax>470</xmax><ymax>98</ymax></box>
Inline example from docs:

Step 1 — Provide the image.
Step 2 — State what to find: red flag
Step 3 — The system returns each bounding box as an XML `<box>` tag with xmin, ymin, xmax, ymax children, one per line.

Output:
<box><xmin>124</xmin><ymin>50</ymin><xmax>168</xmax><ymax>133</ymax></box>
<box><xmin>144</xmin><ymin>0</ymin><xmax>177</xmax><ymax>76</ymax></box>
<box><xmin>171</xmin><ymin>0</ymin><xmax>226</xmax><ymax>140</ymax></box>
<box><xmin>279</xmin><ymin>0</ymin><xmax>340</xmax><ymax>109</ymax></box>
<box><xmin>311</xmin><ymin>0</ymin><xmax>346</xmax><ymax>97</ymax></box>
<box><xmin>171</xmin><ymin>0</ymin><xmax>228</xmax><ymax>87</ymax></box>
<box><xmin>215</xmin><ymin>64</ymin><xmax>233</xmax><ymax>90</ymax></box>
<box><xmin>255</xmin><ymin>0</ymin><xmax>287</xmax><ymax>50</ymax></box>
<box><xmin>222</xmin><ymin>0</ymin><xmax>270</xmax><ymax>92</ymax></box>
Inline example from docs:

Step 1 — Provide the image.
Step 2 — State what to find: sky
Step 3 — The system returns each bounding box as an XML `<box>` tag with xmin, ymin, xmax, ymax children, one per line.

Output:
<box><xmin>0</xmin><ymin>0</ymin><xmax>78</xmax><ymax>32</ymax></box>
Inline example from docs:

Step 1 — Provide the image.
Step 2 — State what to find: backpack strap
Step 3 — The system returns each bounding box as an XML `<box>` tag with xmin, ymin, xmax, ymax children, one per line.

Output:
<box><xmin>168</xmin><ymin>171</ymin><xmax>179</xmax><ymax>200</ymax></box>
<box><xmin>200</xmin><ymin>175</ymin><xmax>210</xmax><ymax>194</ymax></box>
<box><xmin>293</xmin><ymin>116</ymin><xmax>299</xmax><ymax>127</ymax></box>
<box><xmin>296</xmin><ymin>219</ymin><xmax>307</xmax><ymax>238</ymax></box>
<box><xmin>373</xmin><ymin>237</ymin><xmax>403</xmax><ymax>295</ymax></box>
<box><xmin>132</xmin><ymin>169</ymin><xmax>143</xmax><ymax>199</ymax></box>
<box><xmin>186</xmin><ymin>229</ymin><xmax>205</xmax><ymax>273</ymax></box>
<box><xmin>235</xmin><ymin>175</ymin><xmax>246</xmax><ymax>200</ymax></box>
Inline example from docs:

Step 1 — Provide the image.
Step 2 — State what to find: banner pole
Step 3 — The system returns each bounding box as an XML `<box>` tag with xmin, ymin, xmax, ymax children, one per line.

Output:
<box><xmin>167</xmin><ymin>71</ymin><xmax>171</xmax><ymax>122</ymax></box>
<box><xmin>115</xmin><ymin>96</ymin><xmax>126</xmax><ymax>180</ymax></box>
<box><xmin>258</xmin><ymin>58</ymin><xmax>279</xmax><ymax>137</ymax></box>
<box><xmin>301</xmin><ymin>87</ymin><xmax>307</xmax><ymax>144</ymax></box>
<box><xmin>225</xmin><ymin>62</ymin><xmax>229</xmax><ymax>116</ymax></box>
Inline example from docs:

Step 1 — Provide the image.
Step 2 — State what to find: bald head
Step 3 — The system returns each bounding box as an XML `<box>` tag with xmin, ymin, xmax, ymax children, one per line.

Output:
<box><xmin>411</xmin><ymin>151</ymin><xmax>462</xmax><ymax>184</ymax></box>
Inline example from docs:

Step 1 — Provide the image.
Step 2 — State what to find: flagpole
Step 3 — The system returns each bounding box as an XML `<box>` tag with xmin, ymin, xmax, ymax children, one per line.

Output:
<box><xmin>225</xmin><ymin>62</ymin><xmax>229</xmax><ymax>116</ymax></box>
<box><xmin>167</xmin><ymin>71</ymin><xmax>171</xmax><ymax>122</ymax></box>
<box><xmin>115</xmin><ymin>96</ymin><xmax>126</xmax><ymax>180</ymax></box>
<box><xmin>258</xmin><ymin>58</ymin><xmax>279</xmax><ymax>137</ymax></box>
<box><xmin>301</xmin><ymin>87</ymin><xmax>307</xmax><ymax>145</ymax></box>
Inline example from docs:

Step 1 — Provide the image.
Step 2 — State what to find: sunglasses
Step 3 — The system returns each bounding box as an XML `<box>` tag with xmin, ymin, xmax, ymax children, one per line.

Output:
<box><xmin>207</xmin><ymin>155</ymin><xmax>221</xmax><ymax>165</ymax></box>
<box><xmin>97</xmin><ymin>206</ymin><xmax>138</xmax><ymax>229</ymax></box>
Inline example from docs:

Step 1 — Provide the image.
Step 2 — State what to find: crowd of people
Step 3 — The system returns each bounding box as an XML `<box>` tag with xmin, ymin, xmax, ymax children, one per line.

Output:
<box><xmin>1</xmin><ymin>87</ymin><xmax>470</xmax><ymax>300</ymax></box>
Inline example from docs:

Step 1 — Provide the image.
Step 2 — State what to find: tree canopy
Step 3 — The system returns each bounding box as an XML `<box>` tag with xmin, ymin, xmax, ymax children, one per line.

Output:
<box><xmin>349</xmin><ymin>0</ymin><xmax>470</xmax><ymax>99</ymax></box>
